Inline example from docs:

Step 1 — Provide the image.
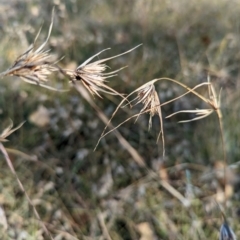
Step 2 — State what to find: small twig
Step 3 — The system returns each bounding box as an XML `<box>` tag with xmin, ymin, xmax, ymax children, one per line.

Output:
<box><xmin>146</xmin><ymin>170</ymin><xmax>190</xmax><ymax>207</ymax></box>
<box><xmin>160</xmin><ymin>180</ymin><xmax>191</xmax><ymax>207</ymax></box>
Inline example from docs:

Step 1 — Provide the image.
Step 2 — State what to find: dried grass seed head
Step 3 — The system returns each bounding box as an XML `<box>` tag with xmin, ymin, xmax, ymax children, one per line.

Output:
<box><xmin>0</xmin><ymin>120</ymin><xmax>25</xmax><ymax>142</ymax></box>
<box><xmin>133</xmin><ymin>82</ymin><xmax>162</xmax><ymax>131</ymax></box>
<box><xmin>136</xmin><ymin>83</ymin><xmax>164</xmax><ymax>151</ymax></box>
<box><xmin>6</xmin><ymin>48</ymin><xmax>57</xmax><ymax>83</ymax></box>
<box><xmin>1</xmin><ymin>9</ymin><xmax>57</xmax><ymax>89</ymax></box>
<box><xmin>65</xmin><ymin>44</ymin><xmax>142</xmax><ymax>98</ymax></box>
<box><xmin>137</xmin><ymin>83</ymin><xmax>159</xmax><ymax>117</ymax></box>
<box><xmin>95</xmin><ymin>80</ymin><xmax>165</xmax><ymax>155</ymax></box>
<box><xmin>165</xmin><ymin>77</ymin><xmax>220</xmax><ymax>123</ymax></box>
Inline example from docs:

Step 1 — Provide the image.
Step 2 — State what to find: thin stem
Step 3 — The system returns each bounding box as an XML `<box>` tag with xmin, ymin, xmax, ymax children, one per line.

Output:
<box><xmin>0</xmin><ymin>143</ymin><xmax>53</xmax><ymax>240</ymax></box>
<box><xmin>73</xmin><ymin>82</ymin><xmax>146</xmax><ymax>167</ymax></box>
<box><xmin>98</xmin><ymin>212</ymin><xmax>113</xmax><ymax>240</ymax></box>
<box><xmin>217</xmin><ymin>109</ymin><xmax>227</xmax><ymax>209</ymax></box>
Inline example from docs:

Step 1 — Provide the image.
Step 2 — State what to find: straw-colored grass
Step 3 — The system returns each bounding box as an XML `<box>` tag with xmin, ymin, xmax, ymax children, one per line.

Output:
<box><xmin>0</xmin><ymin>0</ymin><xmax>239</xmax><ymax>239</ymax></box>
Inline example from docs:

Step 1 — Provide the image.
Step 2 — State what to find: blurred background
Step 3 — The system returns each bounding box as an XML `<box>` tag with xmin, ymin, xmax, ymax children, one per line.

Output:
<box><xmin>0</xmin><ymin>0</ymin><xmax>240</xmax><ymax>239</ymax></box>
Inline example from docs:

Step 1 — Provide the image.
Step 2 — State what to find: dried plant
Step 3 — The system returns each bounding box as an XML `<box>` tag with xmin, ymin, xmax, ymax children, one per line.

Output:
<box><xmin>95</xmin><ymin>77</ymin><xmax>211</xmax><ymax>155</ymax></box>
<box><xmin>166</xmin><ymin>76</ymin><xmax>221</xmax><ymax>123</ymax></box>
<box><xmin>73</xmin><ymin>82</ymin><xmax>146</xmax><ymax>167</ymax></box>
<box><xmin>165</xmin><ymin>76</ymin><xmax>228</xmax><ymax>206</ymax></box>
<box><xmin>0</xmin><ymin>9</ymin><xmax>61</xmax><ymax>91</ymax></box>
<box><xmin>0</xmin><ymin>3</ymin><xmax>236</xmax><ymax>239</ymax></box>
<box><xmin>131</xmin><ymin>82</ymin><xmax>165</xmax><ymax>155</ymax></box>
<box><xmin>94</xmin><ymin>79</ymin><xmax>165</xmax><ymax>155</ymax></box>
<box><xmin>0</xmin><ymin>120</ymin><xmax>25</xmax><ymax>142</ymax></box>
<box><xmin>64</xmin><ymin>44</ymin><xmax>142</xmax><ymax>98</ymax></box>
<box><xmin>136</xmin><ymin>83</ymin><xmax>161</xmax><ymax>130</ymax></box>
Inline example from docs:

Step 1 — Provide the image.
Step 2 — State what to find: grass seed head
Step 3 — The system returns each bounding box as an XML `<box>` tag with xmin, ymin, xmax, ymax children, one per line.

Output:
<box><xmin>0</xmin><ymin>9</ymin><xmax>57</xmax><ymax>89</ymax></box>
<box><xmin>65</xmin><ymin>45</ymin><xmax>142</xmax><ymax>98</ymax></box>
<box><xmin>66</xmin><ymin>60</ymin><xmax>120</xmax><ymax>98</ymax></box>
<box><xmin>4</xmin><ymin>48</ymin><xmax>57</xmax><ymax>84</ymax></box>
<box><xmin>165</xmin><ymin>77</ymin><xmax>221</xmax><ymax>123</ymax></box>
<box><xmin>0</xmin><ymin>120</ymin><xmax>25</xmax><ymax>142</ymax></box>
<box><xmin>136</xmin><ymin>83</ymin><xmax>160</xmax><ymax>129</ymax></box>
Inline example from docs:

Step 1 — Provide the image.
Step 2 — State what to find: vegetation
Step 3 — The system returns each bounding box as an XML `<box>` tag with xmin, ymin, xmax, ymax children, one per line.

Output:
<box><xmin>0</xmin><ymin>0</ymin><xmax>239</xmax><ymax>239</ymax></box>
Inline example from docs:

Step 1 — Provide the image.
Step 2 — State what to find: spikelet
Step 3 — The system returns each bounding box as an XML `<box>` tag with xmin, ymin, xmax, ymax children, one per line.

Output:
<box><xmin>0</xmin><ymin>9</ymin><xmax>60</xmax><ymax>91</ymax></box>
<box><xmin>95</xmin><ymin>80</ymin><xmax>165</xmax><ymax>155</ymax></box>
<box><xmin>65</xmin><ymin>45</ymin><xmax>142</xmax><ymax>98</ymax></box>
<box><xmin>135</xmin><ymin>83</ymin><xmax>161</xmax><ymax>130</ymax></box>
<box><xmin>0</xmin><ymin>120</ymin><xmax>25</xmax><ymax>142</ymax></box>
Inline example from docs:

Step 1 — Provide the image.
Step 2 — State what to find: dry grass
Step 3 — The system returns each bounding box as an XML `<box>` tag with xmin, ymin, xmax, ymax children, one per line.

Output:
<box><xmin>0</xmin><ymin>9</ymin><xmax>62</xmax><ymax>91</ymax></box>
<box><xmin>0</xmin><ymin>120</ymin><xmax>25</xmax><ymax>142</ymax></box>
<box><xmin>0</xmin><ymin>0</ymin><xmax>239</xmax><ymax>239</ymax></box>
<box><xmin>65</xmin><ymin>44</ymin><xmax>142</xmax><ymax>98</ymax></box>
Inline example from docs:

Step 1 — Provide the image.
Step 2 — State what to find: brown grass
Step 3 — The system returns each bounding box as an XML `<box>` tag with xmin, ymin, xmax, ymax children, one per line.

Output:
<box><xmin>64</xmin><ymin>44</ymin><xmax>142</xmax><ymax>98</ymax></box>
<box><xmin>0</xmin><ymin>9</ymin><xmax>62</xmax><ymax>91</ymax></box>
